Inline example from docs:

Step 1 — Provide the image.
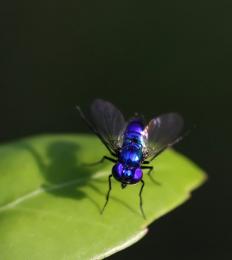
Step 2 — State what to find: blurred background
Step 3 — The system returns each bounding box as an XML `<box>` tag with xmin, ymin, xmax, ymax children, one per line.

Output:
<box><xmin>0</xmin><ymin>0</ymin><xmax>231</xmax><ymax>259</ymax></box>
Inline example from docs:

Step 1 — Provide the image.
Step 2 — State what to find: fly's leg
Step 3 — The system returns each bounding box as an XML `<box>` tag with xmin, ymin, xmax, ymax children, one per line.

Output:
<box><xmin>142</xmin><ymin>160</ymin><xmax>150</xmax><ymax>164</ymax></box>
<box><xmin>141</xmin><ymin>165</ymin><xmax>161</xmax><ymax>185</ymax></box>
<box><xmin>142</xmin><ymin>165</ymin><xmax>154</xmax><ymax>175</ymax></box>
<box><xmin>139</xmin><ymin>179</ymin><xmax>146</xmax><ymax>219</ymax></box>
<box><xmin>101</xmin><ymin>174</ymin><xmax>113</xmax><ymax>214</ymax></box>
<box><xmin>84</xmin><ymin>156</ymin><xmax>117</xmax><ymax>166</ymax></box>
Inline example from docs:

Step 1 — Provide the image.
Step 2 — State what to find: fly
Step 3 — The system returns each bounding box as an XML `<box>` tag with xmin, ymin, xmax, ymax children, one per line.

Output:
<box><xmin>76</xmin><ymin>99</ymin><xmax>184</xmax><ymax>218</ymax></box>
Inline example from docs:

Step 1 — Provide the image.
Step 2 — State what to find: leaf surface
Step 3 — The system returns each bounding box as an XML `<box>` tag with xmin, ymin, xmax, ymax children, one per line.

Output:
<box><xmin>0</xmin><ymin>134</ymin><xmax>206</xmax><ymax>259</ymax></box>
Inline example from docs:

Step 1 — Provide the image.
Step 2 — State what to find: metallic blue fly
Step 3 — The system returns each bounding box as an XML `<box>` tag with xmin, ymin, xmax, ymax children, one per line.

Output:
<box><xmin>77</xmin><ymin>99</ymin><xmax>184</xmax><ymax>218</ymax></box>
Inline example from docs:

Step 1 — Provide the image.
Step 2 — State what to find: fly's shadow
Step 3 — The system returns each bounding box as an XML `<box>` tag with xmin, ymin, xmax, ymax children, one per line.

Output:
<box><xmin>17</xmin><ymin>138</ymin><xmax>140</xmax><ymax>215</ymax></box>
<box><xmin>18</xmin><ymin>140</ymin><xmax>102</xmax><ymax>211</ymax></box>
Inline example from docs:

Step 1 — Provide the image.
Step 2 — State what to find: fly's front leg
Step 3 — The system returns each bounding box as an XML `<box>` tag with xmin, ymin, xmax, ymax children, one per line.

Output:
<box><xmin>84</xmin><ymin>155</ymin><xmax>117</xmax><ymax>166</ymax></box>
<box><xmin>139</xmin><ymin>179</ymin><xmax>146</xmax><ymax>219</ymax></box>
<box><xmin>141</xmin><ymin>165</ymin><xmax>161</xmax><ymax>186</ymax></box>
<box><xmin>101</xmin><ymin>174</ymin><xmax>113</xmax><ymax>214</ymax></box>
<box><xmin>142</xmin><ymin>165</ymin><xmax>153</xmax><ymax>175</ymax></box>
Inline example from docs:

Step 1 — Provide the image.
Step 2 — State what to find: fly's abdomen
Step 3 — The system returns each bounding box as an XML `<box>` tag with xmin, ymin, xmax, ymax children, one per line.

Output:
<box><xmin>120</xmin><ymin>119</ymin><xmax>145</xmax><ymax>166</ymax></box>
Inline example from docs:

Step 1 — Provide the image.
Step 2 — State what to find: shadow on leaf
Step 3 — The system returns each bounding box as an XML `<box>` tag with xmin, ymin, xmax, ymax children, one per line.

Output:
<box><xmin>19</xmin><ymin>140</ymin><xmax>103</xmax><ymax>211</ymax></box>
<box><xmin>17</xmin><ymin>138</ymin><xmax>141</xmax><ymax>216</ymax></box>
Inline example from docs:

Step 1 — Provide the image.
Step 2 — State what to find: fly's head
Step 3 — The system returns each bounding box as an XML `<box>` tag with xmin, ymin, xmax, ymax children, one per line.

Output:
<box><xmin>112</xmin><ymin>163</ymin><xmax>143</xmax><ymax>185</ymax></box>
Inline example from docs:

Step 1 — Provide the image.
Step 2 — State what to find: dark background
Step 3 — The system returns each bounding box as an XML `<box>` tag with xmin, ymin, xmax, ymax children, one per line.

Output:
<box><xmin>1</xmin><ymin>0</ymin><xmax>231</xmax><ymax>259</ymax></box>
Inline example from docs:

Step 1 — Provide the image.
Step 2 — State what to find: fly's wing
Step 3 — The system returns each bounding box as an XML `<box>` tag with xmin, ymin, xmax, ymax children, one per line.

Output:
<box><xmin>143</xmin><ymin>113</ymin><xmax>184</xmax><ymax>160</ymax></box>
<box><xmin>89</xmin><ymin>99</ymin><xmax>126</xmax><ymax>153</ymax></box>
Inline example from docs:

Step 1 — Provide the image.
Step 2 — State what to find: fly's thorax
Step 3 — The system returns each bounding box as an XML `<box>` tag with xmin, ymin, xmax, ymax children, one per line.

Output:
<box><xmin>121</xmin><ymin>119</ymin><xmax>145</xmax><ymax>160</ymax></box>
<box><xmin>112</xmin><ymin>163</ymin><xmax>143</xmax><ymax>184</ymax></box>
<box><xmin>120</xmin><ymin>144</ymin><xmax>143</xmax><ymax>166</ymax></box>
<box><xmin>123</xmin><ymin>132</ymin><xmax>144</xmax><ymax>147</ymax></box>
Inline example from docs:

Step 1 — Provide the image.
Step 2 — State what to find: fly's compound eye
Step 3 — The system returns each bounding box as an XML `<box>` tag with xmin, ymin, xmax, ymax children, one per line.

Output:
<box><xmin>112</xmin><ymin>163</ymin><xmax>124</xmax><ymax>181</ymax></box>
<box><xmin>132</xmin><ymin>167</ymin><xmax>143</xmax><ymax>183</ymax></box>
<box><xmin>112</xmin><ymin>163</ymin><xmax>143</xmax><ymax>184</ymax></box>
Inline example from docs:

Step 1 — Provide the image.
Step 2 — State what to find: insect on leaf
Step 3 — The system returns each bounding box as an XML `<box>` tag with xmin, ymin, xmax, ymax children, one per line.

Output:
<box><xmin>0</xmin><ymin>134</ymin><xmax>206</xmax><ymax>260</ymax></box>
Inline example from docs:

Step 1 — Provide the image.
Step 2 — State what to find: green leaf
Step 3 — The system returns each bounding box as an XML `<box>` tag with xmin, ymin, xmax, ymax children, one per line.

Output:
<box><xmin>0</xmin><ymin>134</ymin><xmax>206</xmax><ymax>260</ymax></box>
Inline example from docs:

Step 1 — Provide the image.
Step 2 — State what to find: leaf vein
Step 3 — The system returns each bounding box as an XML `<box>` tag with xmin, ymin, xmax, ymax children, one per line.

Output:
<box><xmin>0</xmin><ymin>170</ymin><xmax>107</xmax><ymax>213</ymax></box>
